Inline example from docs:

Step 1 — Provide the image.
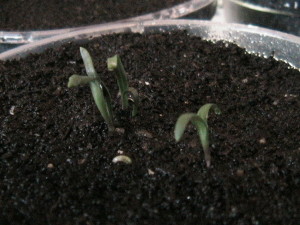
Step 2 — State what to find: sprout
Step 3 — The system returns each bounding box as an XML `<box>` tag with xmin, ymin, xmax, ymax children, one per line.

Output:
<box><xmin>107</xmin><ymin>55</ymin><xmax>139</xmax><ymax>116</ymax></box>
<box><xmin>127</xmin><ymin>87</ymin><xmax>139</xmax><ymax>117</ymax></box>
<box><xmin>68</xmin><ymin>47</ymin><xmax>114</xmax><ymax>131</ymax></box>
<box><xmin>174</xmin><ymin>103</ymin><xmax>221</xmax><ymax>167</ymax></box>
<box><xmin>107</xmin><ymin>55</ymin><xmax>129</xmax><ymax>109</ymax></box>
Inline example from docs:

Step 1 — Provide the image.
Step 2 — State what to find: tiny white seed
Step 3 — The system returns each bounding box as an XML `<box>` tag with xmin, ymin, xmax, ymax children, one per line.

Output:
<box><xmin>112</xmin><ymin>155</ymin><xmax>132</xmax><ymax>164</ymax></box>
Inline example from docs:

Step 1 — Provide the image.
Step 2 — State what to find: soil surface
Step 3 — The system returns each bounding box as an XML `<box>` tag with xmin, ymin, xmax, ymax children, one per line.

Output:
<box><xmin>244</xmin><ymin>0</ymin><xmax>300</xmax><ymax>14</ymax></box>
<box><xmin>0</xmin><ymin>31</ymin><xmax>299</xmax><ymax>225</ymax></box>
<box><xmin>0</xmin><ymin>0</ymin><xmax>187</xmax><ymax>31</ymax></box>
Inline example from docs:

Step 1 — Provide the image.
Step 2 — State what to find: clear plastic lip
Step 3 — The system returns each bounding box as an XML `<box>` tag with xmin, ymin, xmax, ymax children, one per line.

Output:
<box><xmin>1</xmin><ymin>19</ymin><xmax>300</xmax><ymax>70</ymax></box>
<box><xmin>0</xmin><ymin>0</ymin><xmax>216</xmax><ymax>44</ymax></box>
<box><xmin>223</xmin><ymin>0</ymin><xmax>300</xmax><ymax>36</ymax></box>
<box><xmin>227</xmin><ymin>0</ymin><xmax>300</xmax><ymax>16</ymax></box>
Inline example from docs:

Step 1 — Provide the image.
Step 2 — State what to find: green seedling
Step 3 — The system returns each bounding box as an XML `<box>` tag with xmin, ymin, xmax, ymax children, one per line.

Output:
<box><xmin>107</xmin><ymin>55</ymin><xmax>139</xmax><ymax>116</ymax></box>
<box><xmin>68</xmin><ymin>47</ymin><xmax>114</xmax><ymax>131</ymax></box>
<box><xmin>174</xmin><ymin>103</ymin><xmax>221</xmax><ymax>167</ymax></box>
<box><xmin>107</xmin><ymin>55</ymin><xmax>129</xmax><ymax>108</ymax></box>
<box><xmin>118</xmin><ymin>87</ymin><xmax>140</xmax><ymax>117</ymax></box>
<box><xmin>127</xmin><ymin>87</ymin><xmax>139</xmax><ymax>117</ymax></box>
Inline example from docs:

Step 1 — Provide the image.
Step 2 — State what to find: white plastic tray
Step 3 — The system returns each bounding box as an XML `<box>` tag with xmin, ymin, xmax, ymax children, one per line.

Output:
<box><xmin>0</xmin><ymin>0</ymin><xmax>216</xmax><ymax>45</ymax></box>
<box><xmin>1</xmin><ymin>19</ymin><xmax>299</xmax><ymax>69</ymax></box>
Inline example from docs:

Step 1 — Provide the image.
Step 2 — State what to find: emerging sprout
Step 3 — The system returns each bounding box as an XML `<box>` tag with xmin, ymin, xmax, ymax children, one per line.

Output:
<box><xmin>107</xmin><ymin>55</ymin><xmax>129</xmax><ymax>108</ymax></box>
<box><xmin>127</xmin><ymin>87</ymin><xmax>139</xmax><ymax>117</ymax></box>
<box><xmin>107</xmin><ymin>55</ymin><xmax>139</xmax><ymax>116</ymax></box>
<box><xmin>174</xmin><ymin>103</ymin><xmax>221</xmax><ymax>167</ymax></box>
<box><xmin>68</xmin><ymin>47</ymin><xmax>114</xmax><ymax>131</ymax></box>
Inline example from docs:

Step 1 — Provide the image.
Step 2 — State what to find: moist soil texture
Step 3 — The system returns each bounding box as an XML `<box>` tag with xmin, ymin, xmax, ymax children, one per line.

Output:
<box><xmin>244</xmin><ymin>0</ymin><xmax>300</xmax><ymax>14</ymax></box>
<box><xmin>0</xmin><ymin>0</ymin><xmax>187</xmax><ymax>31</ymax></box>
<box><xmin>0</xmin><ymin>31</ymin><xmax>299</xmax><ymax>225</ymax></box>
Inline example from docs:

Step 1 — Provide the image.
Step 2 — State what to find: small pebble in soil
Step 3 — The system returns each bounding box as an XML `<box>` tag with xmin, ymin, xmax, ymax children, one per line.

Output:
<box><xmin>115</xmin><ymin>128</ymin><xmax>125</xmax><ymax>134</ymax></box>
<box><xmin>236</xmin><ymin>169</ymin><xmax>245</xmax><ymax>176</ymax></box>
<box><xmin>188</xmin><ymin>138</ymin><xmax>198</xmax><ymax>148</ymax></box>
<box><xmin>117</xmin><ymin>150</ymin><xmax>124</xmax><ymax>154</ymax></box>
<box><xmin>142</xmin><ymin>143</ymin><xmax>149</xmax><ymax>151</ymax></box>
<box><xmin>148</xmin><ymin>169</ymin><xmax>155</xmax><ymax>175</ymax></box>
<box><xmin>47</xmin><ymin>163</ymin><xmax>54</xmax><ymax>169</ymax></box>
<box><xmin>112</xmin><ymin>155</ymin><xmax>132</xmax><ymax>164</ymax></box>
<box><xmin>1</xmin><ymin>152</ymin><xmax>13</xmax><ymax>160</ymax></box>
<box><xmin>53</xmin><ymin>86</ymin><xmax>63</xmax><ymax>96</ymax></box>
<box><xmin>242</xmin><ymin>78</ymin><xmax>248</xmax><ymax>83</ymax></box>
<box><xmin>78</xmin><ymin>159</ymin><xmax>86</xmax><ymax>165</ymax></box>
<box><xmin>9</xmin><ymin>106</ymin><xmax>15</xmax><ymax>115</ymax></box>
<box><xmin>67</xmin><ymin>60</ymin><xmax>76</xmax><ymax>65</ymax></box>
<box><xmin>259</xmin><ymin>138</ymin><xmax>267</xmax><ymax>144</ymax></box>
<box><xmin>229</xmin><ymin>206</ymin><xmax>238</xmax><ymax>217</ymax></box>
<box><xmin>135</xmin><ymin>130</ymin><xmax>154</xmax><ymax>139</ymax></box>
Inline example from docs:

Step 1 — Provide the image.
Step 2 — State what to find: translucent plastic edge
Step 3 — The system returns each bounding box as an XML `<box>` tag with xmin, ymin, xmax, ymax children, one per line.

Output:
<box><xmin>227</xmin><ymin>0</ymin><xmax>300</xmax><ymax>16</ymax></box>
<box><xmin>0</xmin><ymin>0</ymin><xmax>216</xmax><ymax>44</ymax></box>
<box><xmin>1</xmin><ymin>19</ymin><xmax>300</xmax><ymax>69</ymax></box>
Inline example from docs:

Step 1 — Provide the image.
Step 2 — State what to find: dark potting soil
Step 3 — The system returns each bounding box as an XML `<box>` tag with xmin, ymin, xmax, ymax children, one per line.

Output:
<box><xmin>0</xmin><ymin>31</ymin><xmax>299</xmax><ymax>225</ymax></box>
<box><xmin>0</xmin><ymin>0</ymin><xmax>187</xmax><ymax>31</ymax></box>
<box><xmin>244</xmin><ymin>0</ymin><xmax>300</xmax><ymax>14</ymax></box>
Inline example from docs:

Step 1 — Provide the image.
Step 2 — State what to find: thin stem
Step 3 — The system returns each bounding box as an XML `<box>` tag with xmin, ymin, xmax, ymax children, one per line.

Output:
<box><xmin>107</xmin><ymin>55</ymin><xmax>129</xmax><ymax>109</ymax></box>
<box><xmin>128</xmin><ymin>87</ymin><xmax>139</xmax><ymax>117</ymax></box>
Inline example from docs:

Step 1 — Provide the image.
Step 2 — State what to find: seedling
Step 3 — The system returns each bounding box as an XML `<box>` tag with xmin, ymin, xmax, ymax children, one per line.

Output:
<box><xmin>127</xmin><ymin>87</ymin><xmax>139</xmax><ymax>117</ymax></box>
<box><xmin>174</xmin><ymin>103</ymin><xmax>221</xmax><ymax>167</ymax></box>
<box><xmin>107</xmin><ymin>55</ymin><xmax>129</xmax><ymax>108</ymax></box>
<box><xmin>107</xmin><ymin>55</ymin><xmax>139</xmax><ymax>117</ymax></box>
<box><xmin>68</xmin><ymin>47</ymin><xmax>114</xmax><ymax>131</ymax></box>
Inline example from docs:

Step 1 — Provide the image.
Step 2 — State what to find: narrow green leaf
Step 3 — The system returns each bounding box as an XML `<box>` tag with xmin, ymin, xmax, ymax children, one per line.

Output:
<box><xmin>174</xmin><ymin>113</ymin><xmax>203</xmax><ymax>142</ymax></box>
<box><xmin>89</xmin><ymin>80</ymin><xmax>114</xmax><ymax>129</ymax></box>
<box><xmin>107</xmin><ymin>55</ymin><xmax>129</xmax><ymax>109</ymax></box>
<box><xmin>67</xmin><ymin>74</ymin><xmax>96</xmax><ymax>88</ymax></box>
<box><xmin>197</xmin><ymin>103</ymin><xmax>221</xmax><ymax>125</ymax></box>
<box><xmin>174</xmin><ymin>105</ymin><xmax>218</xmax><ymax>168</ymax></box>
<box><xmin>127</xmin><ymin>87</ymin><xmax>139</xmax><ymax>117</ymax></box>
<box><xmin>79</xmin><ymin>47</ymin><xmax>114</xmax><ymax>130</ymax></box>
<box><xmin>80</xmin><ymin>47</ymin><xmax>98</xmax><ymax>78</ymax></box>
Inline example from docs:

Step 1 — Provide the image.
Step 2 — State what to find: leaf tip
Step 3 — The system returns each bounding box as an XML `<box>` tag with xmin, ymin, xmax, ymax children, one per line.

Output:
<box><xmin>107</xmin><ymin>55</ymin><xmax>118</xmax><ymax>71</ymax></box>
